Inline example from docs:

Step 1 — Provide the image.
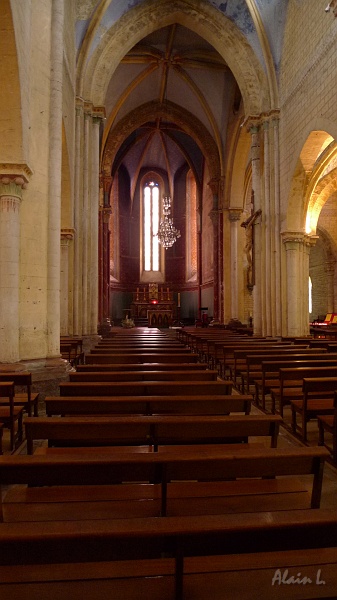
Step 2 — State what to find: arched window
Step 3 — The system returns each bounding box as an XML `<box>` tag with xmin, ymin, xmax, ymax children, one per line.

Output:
<box><xmin>143</xmin><ymin>180</ymin><xmax>160</xmax><ymax>272</ymax></box>
<box><xmin>140</xmin><ymin>177</ymin><xmax>165</xmax><ymax>283</ymax></box>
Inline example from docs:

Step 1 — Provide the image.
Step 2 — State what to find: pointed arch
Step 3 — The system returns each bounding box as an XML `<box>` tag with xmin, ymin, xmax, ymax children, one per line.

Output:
<box><xmin>80</xmin><ymin>0</ymin><xmax>270</xmax><ymax>116</ymax></box>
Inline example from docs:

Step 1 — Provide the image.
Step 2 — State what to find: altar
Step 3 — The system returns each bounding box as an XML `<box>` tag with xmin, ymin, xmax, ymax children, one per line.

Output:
<box><xmin>130</xmin><ymin>284</ymin><xmax>176</xmax><ymax>327</ymax></box>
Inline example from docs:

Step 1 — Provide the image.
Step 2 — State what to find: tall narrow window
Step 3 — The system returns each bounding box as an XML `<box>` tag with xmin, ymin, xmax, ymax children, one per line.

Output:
<box><xmin>144</xmin><ymin>181</ymin><xmax>160</xmax><ymax>272</ymax></box>
<box><xmin>309</xmin><ymin>276</ymin><xmax>312</xmax><ymax>314</ymax></box>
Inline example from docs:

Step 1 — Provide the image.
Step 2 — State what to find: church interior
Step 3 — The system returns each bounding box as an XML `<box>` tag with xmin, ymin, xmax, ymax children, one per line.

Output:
<box><xmin>2</xmin><ymin>0</ymin><xmax>337</xmax><ymax>597</ymax></box>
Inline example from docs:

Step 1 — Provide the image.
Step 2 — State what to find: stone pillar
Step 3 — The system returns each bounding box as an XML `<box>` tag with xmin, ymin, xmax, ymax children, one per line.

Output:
<box><xmin>47</xmin><ymin>0</ymin><xmax>64</xmax><ymax>357</ymax></box>
<box><xmin>229</xmin><ymin>209</ymin><xmax>242</xmax><ymax>319</ymax></box>
<box><xmin>81</xmin><ymin>104</ymin><xmax>91</xmax><ymax>334</ymax></box>
<box><xmin>102</xmin><ymin>206</ymin><xmax>112</xmax><ymax>320</ymax></box>
<box><xmin>249</xmin><ymin>124</ymin><xmax>262</xmax><ymax>335</ymax></box>
<box><xmin>263</xmin><ymin>120</ymin><xmax>271</xmax><ymax>335</ymax></box>
<box><xmin>281</xmin><ymin>232</ymin><xmax>317</xmax><ymax>336</ymax></box>
<box><xmin>74</xmin><ymin>98</ymin><xmax>84</xmax><ymax>335</ymax></box>
<box><xmin>272</xmin><ymin>115</ymin><xmax>282</xmax><ymax>336</ymax></box>
<box><xmin>0</xmin><ymin>174</ymin><xmax>28</xmax><ymax>362</ymax></box>
<box><xmin>89</xmin><ymin>111</ymin><xmax>103</xmax><ymax>334</ymax></box>
<box><xmin>208</xmin><ymin>178</ymin><xmax>220</xmax><ymax>320</ymax></box>
<box><xmin>60</xmin><ymin>229</ymin><xmax>74</xmax><ymax>336</ymax></box>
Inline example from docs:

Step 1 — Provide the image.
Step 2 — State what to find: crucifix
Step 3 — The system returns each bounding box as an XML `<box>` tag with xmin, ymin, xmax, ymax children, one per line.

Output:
<box><xmin>240</xmin><ymin>191</ymin><xmax>262</xmax><ymax>289</ymax></box>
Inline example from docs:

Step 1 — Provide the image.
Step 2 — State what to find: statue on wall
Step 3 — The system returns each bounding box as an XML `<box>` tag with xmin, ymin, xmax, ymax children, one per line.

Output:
<box><xmin>241</xmin><ymin>206</ymin><xmax>262</xmax><ymax>289</ymax></box>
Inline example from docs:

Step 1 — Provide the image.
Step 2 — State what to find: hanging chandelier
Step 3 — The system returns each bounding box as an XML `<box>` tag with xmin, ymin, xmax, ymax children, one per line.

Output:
<box><xmin>156</xmin><ymin>196</ymin><xmax>181</xmax><ymax>249</ymax></box>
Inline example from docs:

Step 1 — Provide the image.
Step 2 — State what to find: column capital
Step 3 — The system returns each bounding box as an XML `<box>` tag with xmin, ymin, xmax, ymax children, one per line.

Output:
<box><xmin>228</xmin><ymin>208</ymin><xmax>242</xmax><ymax>222</ymax></box>
<box><xmin>61</xmin><ymin>228</ymin><xmax>75</xmax><ymax>241</ymax></box>
<box><xmin>92</xmin><ymin>105</ymin><xmax>106</xmax><ymax>123</ymax></box>
<box><xmin>0</xmin><ymin>166</ymin><xmax>32</xmax><ymax>199</ymax></box>
<box><xmin>243</xmin><ymin>109</ymin><xmax>280</xmax><ymax>132</ymax></box>
<box><xmin>281</xmin><ymin>230</ymin><xmax>305</xmax><ymax>249</ymax></box>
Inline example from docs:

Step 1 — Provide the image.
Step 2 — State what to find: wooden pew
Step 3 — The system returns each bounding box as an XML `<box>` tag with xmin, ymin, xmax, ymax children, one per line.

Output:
<box><xmin>0</xmin><ymin>382</ymin><xmax>23</xmax><ymax>451</ymax></box>
<box><xmin>85</xmin><ymin>353</ymin><xmax>200</xmax><ymax>364</ymax></box>
<box><xmin>0</xmin><ymin>447</ymin><xmax>329</xmax><ymax>524</ymax></box>
<box><xmin>44</xmin><ymin>394</ymin><xmax>252</xmax><ymax>417</ymax></box>
<box><xmin>1</xmin><ymin>510</ymin><xmax>337</xmax><ymax>600</ymax></box>
<box><xmin>60</xmin><ymin>337</ymin><xmax>84</xmax><ymax>366</ymax></box>
<box><xmin>0</xmin><ymin>371</ymin><xmax>39</xmax><ymax>417</ymax></box>
<box><xmin>240</xmin><ymin>348</ymin><xmax>328</xmax><ymax>392</ymax></box>
<box><xmin>90</xmin><ymin>347</ymin><xmax>189</xmax><ymax>355</ymax></box>
<box><xmin>59</xmin><ymin>381</ymin><xmax>233</xmax><ymax>397</ymax></box>
<box><xmin>24</xmin><ymin>414</ymin><xmax>282</xmax><ymax>454</ymax></box>
<box><xmin>69</xmin><ymin>370</ymin><xmax>219</xmax><ymax>383</ymax></box>
<box><xmin>317</xmin><ymin>389</ymin><xmax>337</xmax><ymax>464</ymax></box>
<box><xmin>219</xmin><ymin>341</ymin><xmax>295</xmax><ymax>380</ymax></box>
<box><xmin>254</xmin><ymin>355</ymin><xmax>337</xmax><ymax>408</ymax></box>
<box><xmin>76</xmin><ymin>363</ymin><xmax>209</xmax><ymax>372</ymax></box>
<box><xmin>291</xmin><ymin>377</ymin><xmax>337</xmax><ymax>441</ymax></box>
<box><xmin>234</xmin><ymin>347</ymin><xmax>325</xmax><ymax>392</ymax></box>
<box><xmin>270</xmin><ymin>366</ymin><xmax>337</xmax><ymax>417</ymax></box>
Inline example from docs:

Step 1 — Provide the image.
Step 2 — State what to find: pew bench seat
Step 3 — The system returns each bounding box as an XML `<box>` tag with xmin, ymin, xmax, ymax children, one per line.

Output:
<box><xmin>24</xmin><ymin>414</ymin><xmax>281</xmax><ymax>454</ymax></box>
<box><xmin>44</xmin><ymin>395</ymin><xmax>253</xmax><ymax>416</ymax></box>
<box><xmin>1</xmin><ymin>510</ymin><xmax>337</xmax><ymax>600</ymax></box>
<box><xmin>1</xmin><ymin>546</ymin><xmax>337</xmax><ymax>600</ymax></box>
<box><xmin>2</xmin><ymin>477</ymin><xmax>317</xmax><ymax>522</ymax></box>
<box><xmin>0</xmin><ymin>447</ymin><xmax>329</xmax><ymax>524</ymax></box>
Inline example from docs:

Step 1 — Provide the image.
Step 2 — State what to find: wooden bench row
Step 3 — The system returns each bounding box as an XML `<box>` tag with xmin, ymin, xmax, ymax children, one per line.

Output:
<box><xmin>1</xmin><ymin>510</ymin><xmax>337</xmax><ymax>599</ymax></box>
<box><xmin>69</xmin><ymin>369</ymin><xmax>219</xmax><ymax>383</ymax></box>
<box><xmin>85</xmin><ymin>353</ymin><xmax>200</xmax><ymax>364</ymax></box>
<box><xmin>24</xmin><ymin>414</ymin><xmax>282</xmax><ymax>454</ymax></box>
<box><xmin>0</xmin><ymin>446</ymin><xmax>329</xmax><ymax>522</ymax></box>
<box><xmin>44</xmin><ymin>394</ymin><xmax>252</xmax><ymax>416</ymax></box>
<box><xmin>58</xmin><ymin>380</ymin><xmax>233</xmax><ymax>397</ymax></box>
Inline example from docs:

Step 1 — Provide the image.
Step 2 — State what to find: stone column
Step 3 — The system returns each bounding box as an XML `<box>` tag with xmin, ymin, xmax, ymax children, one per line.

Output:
<box><xmin>74</xmin><ymin>98</ymin><xmax>84</xmax><ymax>335</ymax></box>
<box><xmin>272</xmin><ymin>115</ymin><xmax>282</xmax><ymax>336</ymax></box>
<box><xmin>281</xmin><ymin>232</ymin><xmax>317</xmax><ymax>337</ymax></box>
<box><xmin>263</xmin><ymin>120</ymin><xmax>271</xmax><ymax>335</ymax></box>
<box><xmin>0</xmin><ymin>174</ymin><xmax>29</xmax><ymax>362</ymax></box>
<box><xmin>60</xmin><ymin>229</ymin><xmax>74</xmax><ymax>336</ymax></box>
<box><xmin>47</xmin><ymin>0</ymin><xmax>64</xmax><ymax>357</ymax></box>
<box><xmin>228</xmin><ymin>209</ymin><xmax>242</xmax><ymax>319</ymax></box>
<box><xmin>249</xmin><ymin>124</ymin><xmax>262</xmax><ymax>335</ymax></box>
<box><xmin>102</xmin><ymin>206</ymin><xmax>112</xmax><ymax>320</ymax></box>
<box><xmin>99</xmin><ymin>176</ymin><xmax>112</xmax><ymax>324</ymax></box>
<box><xmin>208</xmin><ymin>178</ymin><xmax>220</xmax><ymax>321</ymax></box>
<box><xmin>81</xmin><ymin>104</ymin><xmax>91</xmax><ymax>334</ymax></box>
<box><xmin>89</xmin><ymin>110</ymin><xmax>103</xmax><ymax>334</ymax></box>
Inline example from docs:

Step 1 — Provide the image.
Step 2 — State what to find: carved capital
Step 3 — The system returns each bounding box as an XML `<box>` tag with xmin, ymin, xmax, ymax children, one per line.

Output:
<box><xmin>281</xmin><ymin>230</ymin><xmax>305</xmax><ymax>250</ymax></box>
<box><xmin>228</xmin><ymin>208</ymin><xmax>242</xmax><ymax>222</ymax></box>
<box><xmin>0</xmin><ymin>167</ymin><xmax>31</xmax><ymax>200</ymax></box>
<box><xmin>61</xmin><ymin>228</ymin><xmax>75</xmax><ymax>241</ymax></box>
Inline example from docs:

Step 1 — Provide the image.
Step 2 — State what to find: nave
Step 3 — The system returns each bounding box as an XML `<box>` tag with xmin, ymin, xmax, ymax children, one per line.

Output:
<box><xmin>1</xmin><ymin>327</ymin><xmax>337</xmax><ymax>599</ymax></box>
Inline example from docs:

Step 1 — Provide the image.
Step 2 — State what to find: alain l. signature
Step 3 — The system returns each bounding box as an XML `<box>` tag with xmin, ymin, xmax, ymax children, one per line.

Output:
<box><xmin>272</xmin><ymin>569</ymin><xmax>326</xmax><ymax>586</ymax></box>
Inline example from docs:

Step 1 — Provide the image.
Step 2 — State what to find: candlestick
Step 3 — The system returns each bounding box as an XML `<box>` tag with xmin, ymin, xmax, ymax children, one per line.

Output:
<box><xmin>177</xmin><ymin>292</ymin><xmax>180</xmax><ymax>307</ymax></box>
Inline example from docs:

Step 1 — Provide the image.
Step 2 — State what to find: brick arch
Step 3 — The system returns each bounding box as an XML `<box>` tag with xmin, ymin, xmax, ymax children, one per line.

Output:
<box><xmin>81</xmin><ymin>0</ymin><xmax>269</xmax><ymax>116</ymax></box>
<box><xmin>101</xmin><ymin>100</ymin><xmax>221</xmax><ymax>183</ymax></box>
